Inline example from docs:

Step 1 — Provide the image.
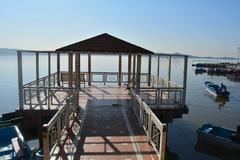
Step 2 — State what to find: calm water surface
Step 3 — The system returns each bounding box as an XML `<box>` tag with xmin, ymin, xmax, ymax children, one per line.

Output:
<box><xmin>0</xmin><ymin>51</ymin><xmax>239</xmax><ymax>160</ymax></box>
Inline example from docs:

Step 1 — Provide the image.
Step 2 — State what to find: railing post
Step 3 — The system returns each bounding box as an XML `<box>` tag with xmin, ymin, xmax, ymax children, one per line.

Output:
<box><xmin>157</xmin><ymin>55</ymin><xmax>160</xmax><ymax>77</ymax></box>
<box><xmin>147</xmin><ymin>113</ymin><xmax>152</xmax><ymax>143</ymax></box>
<box><xmin>118</xmin><ymin>54</ymin><xmax>122</xmax><ymax>86</ymax></box>
<box><xmin>57</xmin><ymin>52</ymin><xmax>61</xmax><ymax>86</ymax></box>
<box><xmin>17</xmin><ymin>51</ymin><xmax>23</xmax><ymax>110</ymax></box>
<box><xmin>104</xmin><ymin>72</ymin><xmax>106</xmax><ymax>85</ymax></box>
<box><xmin>139</xmin><ymin>101</ymin><xmax>143</xmax><ymax>127</ymax></box>
<box><xmin>159</xmin><ymin>124</ymin><xmax>167</xmax><ymax>160</ymax></box>
<box><xmin>43</xmin><ymin>125</ymin><xmax>50</xmax><ymax>160</ymax></box>
<box><xmin>148</xmin><ymin>55</ymin><xmax>152</xmax><ymax>86</ymax></box>
<box><xmin>88</xmin><ymin>53</ymin><xmax>92</xmax><ymax>86</ymax></box>
<box><xmin>68</xmin><ymin>52</ymin><xmax>73</xmax><ymax>94</ymax></box>
<box><xmin>182</xmin><ymin>56</ymin><xmax>188</xmax><ymax>106</ymax></box>
<box><xmin>132</xmin><ymin>55</ymin><xmax>136</xmax><ymax>88</ymax></box>
<box><xmin>128</xmin><ymin>54</ymin><xmax>132</xmax><ymax>86</ymax></box>
<box><xmin>57</xmin><ymin>117</ymin><xmax>61</xmax><ymax>145</ymax></box>
<box><xmin>168</xmin><ymin>56</ymin><xmax>171</xmax><ymax>83</ymax></box>
<box><xmin>136</xmin><ymin>54</ymin><xmax>142</xmax><ymax>93</ymax></box>
<box><xmin>48</xmin><ymin>52</ymin><xmax>51</xmax><ymax>109</ymax></box>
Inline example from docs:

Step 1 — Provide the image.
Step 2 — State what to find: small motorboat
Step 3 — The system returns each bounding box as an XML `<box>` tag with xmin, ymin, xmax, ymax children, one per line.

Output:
<box><xmin>204</xmin><ymin>81</ymin><xmax>230</xmax><ymax>97</ymax></box>
<box><xmin>0</xmin><ymin>125</ymin><xmax>32</xmax><ymax>159</ymax></box>
<box><xmin>197</xmin><ymin>124</ymin><xmax>240</xmax><ymax>151</ymax></box>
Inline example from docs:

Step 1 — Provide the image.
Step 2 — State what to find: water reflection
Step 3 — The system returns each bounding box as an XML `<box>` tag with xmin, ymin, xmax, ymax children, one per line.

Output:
<box><xmin>204</xmin><ymin>92</ymin><xmax>229</xmax><ymax>108</ymax></box>
<box><xmin>195</xmin><ymin>138</ymin><xmax>240</xmax><ymax>160</ymax></box>
<box><xmin>215</xmin><ymin>96</ymin><xmax>229</xmax><ymax>108</ymax></box>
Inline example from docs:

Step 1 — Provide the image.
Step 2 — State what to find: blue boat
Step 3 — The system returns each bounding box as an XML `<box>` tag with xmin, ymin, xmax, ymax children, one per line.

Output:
<box><xmin>204</xmin><ymin>81</ymin><xmax>230</xmax><ymax>97</ymax></box>
<box><xmin>0</xmin><ymin>125</ymin><xmax>32</xmax><ymax>160</ymax></box>
<box><xmin>197</xmin><ymin>124</ymin><xmax>240</xmax><ymax>151</ymax></box>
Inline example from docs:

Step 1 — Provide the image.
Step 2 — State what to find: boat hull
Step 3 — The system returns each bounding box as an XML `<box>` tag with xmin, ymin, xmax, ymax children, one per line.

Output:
<box><xmin>197</xmin><ymin>124</ymin><xmax>240</xmax><ymax>151</ymax></box>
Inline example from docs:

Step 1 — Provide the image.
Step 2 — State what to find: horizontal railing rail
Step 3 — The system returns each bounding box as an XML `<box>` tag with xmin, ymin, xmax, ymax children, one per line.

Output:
<box><xmin>42</xmin><ymin>89</ymin><xmax>79</xmax><ymax>160</ymax></box>
<box><xmin>140</xmin><ymin>87</ymin><xmax>184</xmax><ymax>106</ymax></box>
<box><xmin>151</xmin><ymin>75</ymin><xmax>182</xmax><ymax>88</ymax></box>
<box><xmin>23</xmin><ymin>87</ymin><xmax>74</xmax><ymax>109</ymax></box>
<box><xmin>23</xmin><ymin>71</ymin><xmax>149</xmax><ymax>88</ymax></box>
<box><xmin>24</xmin><ymin>72</ymin><xmax>58</xmax><ymax>87</ymax></box>
<box><xmin>130</xmin><ymin>88</ymin><xmax>166</xmax><ymax>160</ymax></box>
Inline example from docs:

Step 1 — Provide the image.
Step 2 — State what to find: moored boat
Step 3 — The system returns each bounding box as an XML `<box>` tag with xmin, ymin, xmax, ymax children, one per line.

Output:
<box><xmin>0</xmin><ymin>125</ymin><xmax>32</xmax><ymax>160</ymax></box>
<box><xmin>204</xmin><ymin>81</ymin><xmax>230</xmax><ymax>97</ymax></box>
<box><xmin>197</xmin><ymin>124</ymin><xmax>240</xmax><ymax>151</ymax></box>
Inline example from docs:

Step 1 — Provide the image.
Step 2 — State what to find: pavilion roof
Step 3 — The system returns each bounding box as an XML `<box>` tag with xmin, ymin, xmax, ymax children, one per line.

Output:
<box><xmin>56</xmin><ymin>33</ymin><xmax>153</xmax><ymax>54</ymax></box>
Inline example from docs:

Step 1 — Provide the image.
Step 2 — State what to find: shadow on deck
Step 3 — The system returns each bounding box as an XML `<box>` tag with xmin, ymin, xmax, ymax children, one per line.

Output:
<box><xmin>52</xmin><ymin>85</ymin><xmax>157</xmax><ymax>160</ymax></box>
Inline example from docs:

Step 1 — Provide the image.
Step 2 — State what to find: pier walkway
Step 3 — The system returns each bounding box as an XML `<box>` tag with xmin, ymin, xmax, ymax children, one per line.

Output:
<box><xmin>50</xmin><ymin>85</ymin><xmax>157</xmax><ymax>160</ymax></box>
<box><xmin>14</xmin><ymin>35</ymin><xmax>189</xmax><ymax>160</ymax></box>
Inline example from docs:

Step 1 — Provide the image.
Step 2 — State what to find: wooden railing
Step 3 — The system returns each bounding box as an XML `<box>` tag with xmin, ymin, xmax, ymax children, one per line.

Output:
<box><xmin>23</xmin><ymin>87</ymin><xmax>74</xmax><ymax>109</ymax></box>
<box><xmin>42</xmin><ymin>89</ymin><xmax>79</xmax><ymax>160</ymax></box>
<box><xmin>139</xmin><ymin>75</ymin><xmax>184</xmax><ymax>106</ymax></box>
<box><xmin>60</xmin><ymin>71</ymin><xmax>149</xmax><ymax>84</ymax></box>
<box><xmin>24</xmin><ymin>72</ymin><xmax>58</xmax><ymax>87</ymax></box>
<box><xmin>22</xmin><ymin>71</ymin><xmax>148</xmax><ymax>109</ymax></box>
<box><xmin>130</xmin><ymin>89</ymin><xmax>166</xmax><ymax>160</ymax></box>
<box><xmin>151</xmin><ymin>75</ymin><xmax>182</xmax><ymax>88</ymax></box>
<box><xmin>23</xmin><ymin>71</ymin><xmax>149</xmax><ymax>88</ymax></box>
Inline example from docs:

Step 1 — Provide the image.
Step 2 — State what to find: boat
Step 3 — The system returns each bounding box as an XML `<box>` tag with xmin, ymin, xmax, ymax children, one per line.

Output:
<box><xmin>195</xmin><ymin>68</ymin><xmax>206</xmax><ymax>75</ymax></box>
<box><xmin>0</xmin><ymin>125</ymin><xmax>32</xmax><ymax>159</ymax></box>
<box><xmin>204</xmin><ymin>81</ymin><xmax>230</xmax><ymax>97</ymax></box>
<box><xmin>197</xmin><ymin>124</ymin><xmax>240</xmax><ymax>151</ymax></box>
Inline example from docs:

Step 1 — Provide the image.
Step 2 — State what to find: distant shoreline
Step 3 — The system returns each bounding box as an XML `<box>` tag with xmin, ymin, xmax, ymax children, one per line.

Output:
<box><xmin>0</xmin><ymin>48</ymin><xmax>238</xmax><ymax>60</ymax></box>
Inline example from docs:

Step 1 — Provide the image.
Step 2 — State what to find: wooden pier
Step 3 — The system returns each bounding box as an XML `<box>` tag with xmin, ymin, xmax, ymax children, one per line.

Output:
<box><xmin>12</xmin><ymin>33</ymin><xmax>189</xmax><ymax>160</ymax></box>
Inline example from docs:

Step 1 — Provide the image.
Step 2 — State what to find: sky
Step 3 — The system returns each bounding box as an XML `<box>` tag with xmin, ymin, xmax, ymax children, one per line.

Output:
<box><xmin>0</xmin><ymin>0</ymin><xmax>240</xmax><ymax>57</ymax></box>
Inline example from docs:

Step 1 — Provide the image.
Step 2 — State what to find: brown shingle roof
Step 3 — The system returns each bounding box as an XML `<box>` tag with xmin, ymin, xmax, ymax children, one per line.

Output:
<box><xmin>56</xmin><ymin>33</ymin><xmax>153</xmax><ymax>54</ymax></box>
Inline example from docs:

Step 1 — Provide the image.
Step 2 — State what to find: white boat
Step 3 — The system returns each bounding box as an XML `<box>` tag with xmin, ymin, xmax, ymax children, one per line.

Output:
<box><xmin>204</xmin><ymin>81</ymin><xmax>230</xmax><ymax>97</ymax></box>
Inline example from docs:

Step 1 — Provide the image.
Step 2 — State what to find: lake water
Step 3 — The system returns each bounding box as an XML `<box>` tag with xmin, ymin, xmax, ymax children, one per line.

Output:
<box><xmin>0</xmin><ymin>51</ymin><xmax>239</xmax><ymax>160</ymax></box>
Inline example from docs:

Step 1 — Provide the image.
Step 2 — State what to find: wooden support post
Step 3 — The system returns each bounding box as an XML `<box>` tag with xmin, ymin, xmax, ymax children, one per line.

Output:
<box><xmin>88</xmin><ymin>53</ymin><xmax>91</xmax><ymax>86</ymax></box>
<box><xmin>118</xmin><ymin>54</ymin><xmax>122</xmax><ymax>86</ymax></box>
<box><xmin>57</xmin><ymin>52</ymin><xmax>60</xmax><ymax>86</ymax></box>
<box><xmin>136</xmin><ymin>54</ymin><xmax>142</xmax><ymax>93</ymax></box>
<box><xmin>168</xmin><ymin>56</ymin><xmax>172</xmax><ymax>82</ymax></box>
<box><xmin>128</xmin><ymin>54</ymin><xmax>132</xmax><ymax>86</ymax></box>
<box><xmin>68</xmin><ymin>52</ymin><xmax>73</xmax><ymax>94</ymax></box>
<box><xmin>75</xmin><ymin>53</ymin><xmax>80</xmax><ymax>106</ymax></box>
<box><xmin>36</xmin><ymin>51</ymin><xmax>39</xmax><ymax>85</ymax></box>
<box><xmin>17</xmin><ymin>51</ymin><xmax>23</xmax><ymax>110</ymax></box>
<box><xmin>75</xmin><ymin>53</ymin><xmax>80</xmax><ymax>88</ymax></box>
<box><xmin>36</xmin><ymin>51</ymin><xmax>41</xmax><ymax>108</ymax></box>
<box><xmin>48</xmin><ymin>52</ymin><xmax>51</xmax><ymax>109</ymax></box>
<box><xmin>132</xmin><ymin>55</ymin><xmax>136</xmax><ymax>87</ymax></box>
<box><xmin>148</xmin><ymin>55</ymin><xmax>152</xmax><ymax>86</ymax></box>
<box><xmin>159</xmin><ymin>124</ymin><xmax>167</xmax><ymax>160</ymax></box>
<box><xmin>182</xmin><ymin>56</ymin><xmax>188</xmax><ymax>106</ymax></box>
<box><xmin>157</xmin><ymin>55</ymin><xmax>160</xmax><ymax>77</ymax></box>
<box><xmin>42</xmin><ymin>125</ymin><xmax>50</xmax><ymax>160</ymax></box>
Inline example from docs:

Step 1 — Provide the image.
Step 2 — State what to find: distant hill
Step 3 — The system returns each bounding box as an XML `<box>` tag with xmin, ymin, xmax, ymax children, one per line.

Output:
<box><xmin>0</xmin><ymin>48</ymin><xmax>17</xmax><ymax>54</ymax></box>
<box><xmin>172</xmin><ymin>52</ymin><xmax>237</xmax><ymax>59</ymax></box>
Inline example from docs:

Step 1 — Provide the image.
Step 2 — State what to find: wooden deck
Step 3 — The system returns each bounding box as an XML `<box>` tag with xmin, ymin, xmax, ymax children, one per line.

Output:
<box><xmin>51</xmin><ymin>85</ymin><xmax>158</xmax><ymax>160</ymax></box>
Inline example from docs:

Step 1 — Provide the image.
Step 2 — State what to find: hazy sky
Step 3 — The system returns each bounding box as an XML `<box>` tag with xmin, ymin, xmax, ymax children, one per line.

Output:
<box><xmin>0</xmin><ymin>0</ymin><xmax>240</xmax><ymax>57</ymax></box>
